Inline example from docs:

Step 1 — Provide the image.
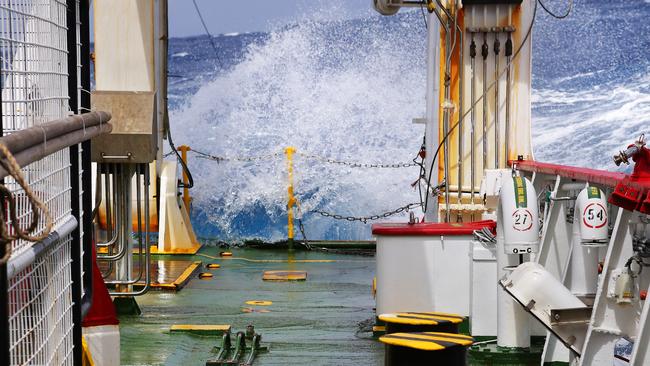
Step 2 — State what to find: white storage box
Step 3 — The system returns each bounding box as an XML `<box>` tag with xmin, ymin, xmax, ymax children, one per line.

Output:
<box><xmin>372</xmin><ymin>221</ymin><xmax>496</xmax><ymax>316</ymax></box>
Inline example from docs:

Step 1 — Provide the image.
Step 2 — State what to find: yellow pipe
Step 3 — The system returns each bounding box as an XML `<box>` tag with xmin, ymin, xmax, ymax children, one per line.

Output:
<box><xmin>285</xmin><ymin>147</ymin><xmax>297</xmax><ymax>250</ymax></box>
<box><xmin>178</xmin><ymin>145</ymin><xmax>191</xmax><ymax>214</ymax></box>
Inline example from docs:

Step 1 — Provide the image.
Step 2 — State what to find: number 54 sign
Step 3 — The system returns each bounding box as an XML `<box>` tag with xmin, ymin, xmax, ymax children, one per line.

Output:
<box><xmin>583</xmin><ymin>203</ymin><xmax>607</xmax><ymax>229</ymax></box>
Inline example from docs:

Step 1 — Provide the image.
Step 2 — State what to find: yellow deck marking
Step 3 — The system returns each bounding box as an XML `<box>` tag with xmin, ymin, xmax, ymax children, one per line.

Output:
<box><xmin>170</xmin><ymin>324</ymin><xmax>231</xmax><ymax>335</ymax></box>
<box><xmin>263</xmin><ymin>270</ymin><xmax>307</xmax><ymax>281</ymax></box>
<box><xmin>81</xmin><ymin>336</ymin><xmax>95</xmax><ymax>366</ymax></box>
<box><xmin>379</xmin><ymin>332</ymin><xmax>473</xmax><ymax>351</ymax></box>
<box><xmin>173</xmin><ymin>261</ymin><xmax>202</xmax><ymax>287</ymax></box>
<box><xmin>197</xmin><ymin>253</ymin><xmax>370</xmax><ymax>263</ymax></box>
<box><xmin>379</xmin><ymin>312</ymin><xmax>464</xmax><ymax>325</ymax></box>
<box><xmin>245</xmin><ymin>300</ymin><xmax>272</xmax><ymax>306</ymax></box>
<box><xmin>198</xmin><ymin>272</ymin><xmax>213</xmax><ymax>279</ymax></box>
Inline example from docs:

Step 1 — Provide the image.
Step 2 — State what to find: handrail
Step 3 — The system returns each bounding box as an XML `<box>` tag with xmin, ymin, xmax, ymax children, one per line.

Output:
<box><xmin>0</xmin><ymin>112</ymin><xmax>112</xmax><ymax>179</ymax></box>
<box><xmin>6</xmin><ymin>217</ymin><xmax>78</xmax><ymax>279</ymax></box>
<box><xmin>0</xmin><ymin>111</ymin><xmax>110</xmax><ymax>154</ymax></box>
<box><xmin>509</xmin><ymin>159</ymin><xmax>625</xmax><ymax>188</ymax></box>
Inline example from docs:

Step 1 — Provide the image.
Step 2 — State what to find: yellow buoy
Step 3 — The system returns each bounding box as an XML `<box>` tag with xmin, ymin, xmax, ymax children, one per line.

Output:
<box><xmin>245</xmin><ymin>300</ymin><xmax>272</xmax><ymax>306</ymax></box>
<box><xmin>198</xmin><ymin>272</ymin><xmax>213</xmax><ymax>279</ymax></box>
<box><xmin>206</xmin><ymin>263</ymin><xmax>221</xmax><ymax>269</ymax></box>
<box><xmin>219</xmin><ymin>251</ymin><xmax>233</xmax><ymax>257</ymax></box>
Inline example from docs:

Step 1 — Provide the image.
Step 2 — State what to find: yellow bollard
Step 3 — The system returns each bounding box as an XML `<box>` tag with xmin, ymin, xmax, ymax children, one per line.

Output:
<box><xmin>178</xmin><ymin>145</ymin><xmax>192</xmax><ymax>214</ymax></box>
<box><xmin>285</xmin><ymin>146</ymin><xmax>296</xmax><ymax>251</ymax></box>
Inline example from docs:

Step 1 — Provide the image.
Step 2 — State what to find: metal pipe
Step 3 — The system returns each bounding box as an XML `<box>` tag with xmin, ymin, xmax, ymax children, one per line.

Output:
<box><xmin>109</xmin><ymin>164</ymin><xmax>151</xmax><ymax>296</ymax></box>
<box><xmin>6</xmin><ymin>216</ymin><xmax>78</xmax><ymax>279</ymax></box>
<box><xmin>424</xmin><ymin>10</ymin><xmax>441</xmax><ymax>223</ymax></box>
<box><xmin>0</xmin><ymin>123</ymin><xmax>112</xmax><ymax>179</ymax></box>
<box><xmin>433</xmin><ymin>0</ymin><xmax>458</xmax><ymax>223</ymax></box>
<box><xmin>470</xmin><ymin>31</ymin><xmax>477</xmax><ymax>208</ymax></box>
<box><xmin>438</xmin><ymin>1</ymin><xmax>453</xmax><ymax>222</ymax></box>
<box><xmin>482</xmin><ymin>33</ymin><xmax>489</xmax><ymax>171</ymax></box>
<box><xmin>505</xmin><ymin>28</ymin><xmax>513</xmax><ymax>166</ymax></box>
<box><xmin>97</xmin><ymin>166</ymin><xmax>129</xmax><ymax>261</ymax></box>
<box><xmin>0</xmin><ymin>111</ymin><xmax>110</xmax><ymax>155</ymax></box>
<box><xmin>494</xmin><ymin>30</ymin><xmax>501</xmax><ymax>168</ymax></box>
<box><xmin>456</xmin><ymin>16</ymin><xmax>465</xmax><ymax>222</ymax></box>
<box><xmin>96</xmin><ymin>164</ymin><xmax>118</xmax><ymax>247</ymax></box>
<box><xmin>104</xmin><ymin>165</ymin><xmax>145</xmax><ymax>285</ymax></box>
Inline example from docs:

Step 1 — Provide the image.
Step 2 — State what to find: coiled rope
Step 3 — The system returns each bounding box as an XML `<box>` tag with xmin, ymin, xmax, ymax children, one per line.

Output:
<box><xmin>0</xmin><ymin>143</ymin><xmax>53</xmax><ymax>263</ymax></box>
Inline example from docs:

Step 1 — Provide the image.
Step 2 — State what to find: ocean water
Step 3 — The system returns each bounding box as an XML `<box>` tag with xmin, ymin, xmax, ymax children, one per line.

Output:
<box><xmin>167</xmin><ymin>0</ymin><xmax>650</xmax><ymax>241</ymax></box>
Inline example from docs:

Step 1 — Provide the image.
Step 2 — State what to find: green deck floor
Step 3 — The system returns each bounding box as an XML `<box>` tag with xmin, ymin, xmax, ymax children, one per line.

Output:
<box><xmin>119</xmin><ymin>247</ymin><xmax>382</xmax><ymax>365</ymax></box>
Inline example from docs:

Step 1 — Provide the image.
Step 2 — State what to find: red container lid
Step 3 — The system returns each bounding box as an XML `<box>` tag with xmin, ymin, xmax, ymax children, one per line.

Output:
<box><xmin>372</xmin><ymin>220</ymin><xmax>496</xmax><ymax>236</ymax></box>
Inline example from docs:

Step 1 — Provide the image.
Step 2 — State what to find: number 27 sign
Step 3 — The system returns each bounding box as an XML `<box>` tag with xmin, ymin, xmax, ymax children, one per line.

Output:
<box><xmin>512</xmin><ymin>209</ymin><xmax>534</xmax><ymax>232</ymax></box>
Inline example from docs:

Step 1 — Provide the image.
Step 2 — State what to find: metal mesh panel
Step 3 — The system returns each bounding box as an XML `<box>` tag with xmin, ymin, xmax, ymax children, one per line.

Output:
<box><xmin>0</xmin><ymin>1</ymin><xmax>76</xmax><ymax>365</ymax></box>
<box><xmin>0</xmin><ymin>0</ymin><xmax>71</xmax><ymax>255</ymax></box>
<box><xmin>7</xmin><ymin>236</ymin><xmax>74</xmax><ymax>366</ymax></box>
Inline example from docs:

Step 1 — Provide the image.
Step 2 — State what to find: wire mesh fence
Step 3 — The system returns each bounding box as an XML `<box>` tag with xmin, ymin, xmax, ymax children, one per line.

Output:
<box><xmin>0</xmin><ymin>1</ymin><xmax>77</xmax><ymax>365</ymax></box>
<box><xmin>8</xmin><ymin>236</ymin><xmax>74</xmax><ymax>365</ymax></box>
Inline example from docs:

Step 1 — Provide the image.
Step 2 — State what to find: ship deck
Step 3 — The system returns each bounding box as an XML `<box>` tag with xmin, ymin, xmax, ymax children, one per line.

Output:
<box><xmin>119</xmin><ymin>246</ymin><xmax>382</xmax><ymax>365</ymax></box>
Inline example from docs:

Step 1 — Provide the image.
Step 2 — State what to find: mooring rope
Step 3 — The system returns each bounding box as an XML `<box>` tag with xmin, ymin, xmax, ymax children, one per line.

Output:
<box><xmin>0</xmin><ymin>142</ymin><xmax>53</xmax><ymax>264</ymax></box>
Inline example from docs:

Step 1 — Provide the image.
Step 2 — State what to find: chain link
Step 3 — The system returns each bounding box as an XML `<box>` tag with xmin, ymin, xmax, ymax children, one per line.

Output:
<box><xmin>192</xmin><ymin>149</ymin><xmax>284</xmax><ymax>163</ymax></box>
<box><xmin>311</xmin><ymin>202</ymin><xmax>422</xmax><ymax>224</ymax></box>
<box><xmin>180</xmin><ymin>149</ymin><xmax>417</xmax><ymax>168</ymax></box>
<box><xmin>297</xmin><ymin>152</ymin><xmax>418</xmax><ymax>169</ymax></box>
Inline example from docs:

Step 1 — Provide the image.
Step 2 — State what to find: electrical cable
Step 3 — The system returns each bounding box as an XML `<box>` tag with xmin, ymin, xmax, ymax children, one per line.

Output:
<box><xmin>538</xmin><ymin>0</ymin><xmax>573</xmax><ymax>19</ymax></box>
<box><xmin>419</xmin><ymin>1</ymin><xmax>428</xmax><ymax>29</ymax></box>
<box><xmin>192</xmin><ymin>0</ymin><xmax>223</xmax><ymax>67</ymax></box>
<box><xmin>423</xmin><ymin>0</ymin><xmax>538</xmax><ymax>212</ymax></box>
<box><xmin>166</xmin><ymin>128</ymin><xmax>194</xmax><ymax>189</ymax></box>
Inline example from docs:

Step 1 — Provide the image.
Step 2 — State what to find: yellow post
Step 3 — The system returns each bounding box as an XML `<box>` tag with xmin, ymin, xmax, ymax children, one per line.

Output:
<box><xmin>178</xmin><ymin>145</ymin><xmax>192</xmax><ymax>214</ymax></box>
<box><xmin>285</xmin><ymin>146</ymin><xmax>296</xmax><ymax>251</ymax></box>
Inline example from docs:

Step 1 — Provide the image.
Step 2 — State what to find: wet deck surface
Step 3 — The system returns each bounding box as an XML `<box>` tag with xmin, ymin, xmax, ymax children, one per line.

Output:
<box><xmin>99</xmin><ymin>258</ymin><xmax>201</xmax><ymax>290</ymax></box>
<box><xmin>119</xmin><ymin>247</ymin><xmax>382</xmax><ymax>365</ymax></box>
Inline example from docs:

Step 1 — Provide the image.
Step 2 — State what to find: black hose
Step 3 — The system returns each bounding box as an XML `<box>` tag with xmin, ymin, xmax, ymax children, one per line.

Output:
<box><xmin>166</xmin><ymin>128</ymin><xmax>194</xmax><ymax>189</ymax></box>
<box><xmin>538</xmin><ymin>0</ymin><xmax>573</xmax><ymax>19</ymax></box>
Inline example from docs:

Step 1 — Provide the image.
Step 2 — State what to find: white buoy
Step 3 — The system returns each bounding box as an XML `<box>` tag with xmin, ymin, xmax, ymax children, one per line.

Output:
<box><xmin>567</xmin><ymin>186</ymin><xmax>608</xmax><ymax>296</ymax></box>
<box><xmin>496</xmin><ymin>174</ymin><xmax>540</xmax><ymax>348</ymax></box>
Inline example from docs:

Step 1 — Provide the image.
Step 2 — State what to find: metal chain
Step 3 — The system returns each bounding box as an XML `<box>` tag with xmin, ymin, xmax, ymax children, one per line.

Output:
<box><xmin>191</xmin><ymin>149</ymin><xmax>284</xmax><ymax>163</ymax></box>
<box><xmin>179</xmin><ymin>149</ymin><xmax>417</xmax><ymax>168</ymax></box>
<box><xmin>311</xmin><ymin>202</ymin><xmax>422</xmax><ymax>224</ymax></box>
<box><xmin>297</xmin><ymin>152</ymin><xmax>419</xmax><ymax>169</ymax></box>
<box><xmin>297</xmin><ymin>218</ymin><xmax>312</xmax><ymax>250</ymax></box>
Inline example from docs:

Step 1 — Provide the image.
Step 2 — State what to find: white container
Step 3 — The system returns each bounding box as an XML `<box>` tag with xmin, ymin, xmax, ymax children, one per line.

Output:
<box><xmin>373</xmin><ymin>221</ymin><xmax>496</xmax><ymax>316</ymax></box>
<box><xmin>471</xmin><ymin>241</ymin><xmax>498</xmax><ymax>336</ymax></box>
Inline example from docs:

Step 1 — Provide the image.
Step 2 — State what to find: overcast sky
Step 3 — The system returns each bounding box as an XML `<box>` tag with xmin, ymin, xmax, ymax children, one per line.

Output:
<box><xmin>168</xmin><ymin>0</ymin><xmax>373</xmax><ymax>37</ymax></box>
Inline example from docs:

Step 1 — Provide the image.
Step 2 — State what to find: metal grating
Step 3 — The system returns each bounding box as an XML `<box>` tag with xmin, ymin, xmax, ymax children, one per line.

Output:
<box><xmin>7</xmin><ymin>237</ymin><xmax>74</xmax><ymax>365</ymax></box>
<box><xmin>0</xmin><ymin>1</ymin><xmax>77</xmax><ymax>365</ymax></box>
